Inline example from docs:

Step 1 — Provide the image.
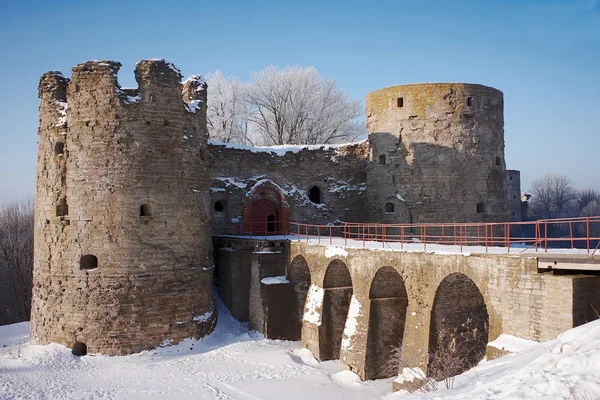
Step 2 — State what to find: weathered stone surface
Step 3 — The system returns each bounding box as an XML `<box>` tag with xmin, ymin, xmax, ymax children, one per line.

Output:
<box><xmin>32</xmin><ymin>59</ymin><xmax>216</xmax><ymax>355</ymax></box>
<box><xmin>207</xmin><ymin>141</ymin><xmax>369</xmax><ymax>235</ymax></box>
<box><xmin>366</xmin><ymin>83</ymin><xmax>508</xmax><ymax>224</ymax></box>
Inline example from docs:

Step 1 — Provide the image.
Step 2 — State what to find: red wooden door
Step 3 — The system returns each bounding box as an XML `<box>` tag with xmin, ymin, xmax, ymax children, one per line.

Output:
<box><xmin>252</xmin><ymin>199</ymin><xmax>279</xmax><ymax>234</ymax></box>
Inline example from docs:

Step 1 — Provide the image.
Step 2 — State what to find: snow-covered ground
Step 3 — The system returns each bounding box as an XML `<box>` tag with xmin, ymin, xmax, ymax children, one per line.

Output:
<box><xmin>389</xmin><ymin>319</ymin><xmax>600</xmax><ymax>400</ymax></box>
<box><xmin>0</xmin><ymin>296</ymin><xmax>391</xmax><ymax>400</ymax></box>
<box><xmin>3</xmin><ymin>295</ymin><xmax>600</xmax><ymax>399</ymax></box>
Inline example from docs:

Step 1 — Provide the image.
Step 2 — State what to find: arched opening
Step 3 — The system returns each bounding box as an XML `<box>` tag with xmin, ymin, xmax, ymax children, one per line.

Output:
<box><xmin>252</xmin><ymin>199</ymin><xmax>278</xmax><ymax>234</ymax></box>
<box><xmin>385</xmin><ymin>202</ymin><xmax>395</xmax><ymax>213</ymax></box>
<box><xmin>214</xmin><ymin>201</ymin><xmax>224</xmax><ymax>212</ymax></box>
<box><xmin>476</xmin><ymin>202</ymin><xmax>486</xmax><ymax>214</ymax></box>
<box><xmin>308</xmin><ymin>186</ymin><xmax>321</xmax><ymax>204</ymax></box>
<box><xmin>80</xmin><ymin>255</ymin><xmax>98</xmax><ymax>271</ymax></box>
<box><xmin>495</xmin><ymin>156</ymin><xmax>501</xmax><ymax>166</ymax></box>
<box><xmin>287</xmin><ymin>255</ymin><xmax>311</xmax><ymax>340</ymax></box>
<box><xmin>428</xmin><ymin>273</ymin><xmax>489</xmax><ymax>381</ymax></box>
<box><xmin>72</xmin><ymin>341</ymin><xmax>87</xmax><ymax>356</ymax></box>
<box><xmin>365</xmin><ymin>267</ymin><xmax>408</xmax><ymax>379</ymax></box>
<box><xmin>243</xmin><ymin>181</ymin><xmax>289</xmax><ymax>235</ymax></box>
<box><xmin>140</xmin><ymin>203</ymin><xmax>152</xmax><ymax>217</ymax></box>
<box><xmin>320</xmin><ymin>260</ymin><xmax>353</xmax><ymax>360</ymax></box>
<box><xmin>379</xmin><ymin>154</ymin><xmax>386</xmax><ymax>165</ymax></box>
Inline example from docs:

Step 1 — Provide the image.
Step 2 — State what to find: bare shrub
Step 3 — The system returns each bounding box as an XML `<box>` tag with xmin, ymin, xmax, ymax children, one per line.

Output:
<box><xmin>385</xmin><ymin>319</ymin><xmax>486</xmax><ymax>392</ymax></box>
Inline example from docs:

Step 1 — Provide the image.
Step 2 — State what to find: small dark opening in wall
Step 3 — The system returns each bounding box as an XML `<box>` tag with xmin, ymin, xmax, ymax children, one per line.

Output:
<box><xmin>72</xmin><ymin>341</ymin><xmax>87</xmax><ymax>356</ymax></box>
<box><xmin>214</xmin><ymin>201</ymin><xmax>224</xmax><ymax>212</ymax></box>
<box><xmin>54</xmin><ymin>142</ymin><xmax>65</xmax><ymax>156</ymax></box>
<box><xmin>512</xmin><ymin>211</ymin><xmax>516</xmax><ymax>216</ymax></box>
<box><xmin>495</xmin><ymin>156</ymin><xmax>501</xmax><ymax>166</ymax></box>
<box><xmin>80</xmin><ymin>255</ymin><xmax>98</xmax><ymax>271</ymax></box>
<box><xmin>509</xmin><ymin>176</ymin><xmax>512</xmax><ymax>181</ymax></box>
<box><xmin>163</xmin><ymin>120</ymin><xmax>170</xmax><ymax>126</ymax></box>
<box><xmin>267</xmin><ymin>214</ymin><xmax>276</xmax><ymax>232</ymax></box>
<box><xmin>467</xmin><ymin>97</ymin><xmax>474</xmax><ymax>106</ymax></box>
<box><xmin>477</xmin><ymin>202</ymin><xmax>486</xmax><ymax>214</ymax></box>
<box><xmin>140</xmin><ymin>204</ymin><xmax>152</xmax><ymax>217</ymax></box>
<box><xmin>379</xmin><ymin>155</ymin><xmax>386</xmax><ymax>165</ymax></box>
<box><xmin>56</xmin><ymin>200</ymin><xmax>68</xmax><ymax>217</ymax></box>
<box><xmin>513</xmin><ymin>195</ymin><xmax>517</xmax><ymax>199</ymax></box>
<box><xmin>308</xmin><ymin>186</ymin><xmax>321</xmax><ymax>204</ymax></box>
<box><xmin>397</xmin><ymin>97</ymin><xmax>404</xmax><ymax>107</ymax></box>
<box><xmin>385</xmin><ymin>202</ymin><xmax>395</xmax><ymax>213</ymax></box>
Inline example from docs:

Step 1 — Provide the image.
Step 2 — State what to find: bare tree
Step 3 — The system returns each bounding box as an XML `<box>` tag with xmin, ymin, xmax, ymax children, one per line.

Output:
<box><xmin>245</xmin><ymin>66</ymin><xmax>366</xmax><ymax>146</ymax></box>
<box><xmin>528</xmin><ymin>174</ymin><xmax>577</xmax><ymax>219</ymax></box>
<box><xmin>0</xmin><ymin>198</ymin><xmax>34</xmax><ymax>323</ymax></box>
<box><xmin>577</xmin><ymin>188</ymin><xmax>600</xmax><ymax>217</ymax></box>
<box><xmin>205</xmin><ymin>71</ymin><xmax>253</xmax><ymax>145</ymax></box>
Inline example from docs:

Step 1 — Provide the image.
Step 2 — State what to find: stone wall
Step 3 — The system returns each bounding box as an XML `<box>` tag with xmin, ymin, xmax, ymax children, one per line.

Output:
<box><xmin>207</xmin><ymin>141</ymin><xmax>369</xmax><ymax>235</ymax></box>
<box><xmin>288</xmin><ymin>243</ymin><xmax>600</xmax><ymax>382</ymax></box>
<box><xmin>366</xmin><ymin>83</ymin><xmax>508</xmax><ymax>224</ymax></box>
<box><xmin>31</xmin><ymin>60</ymin><xmax>216</xmax><ymax>355</ymax></box>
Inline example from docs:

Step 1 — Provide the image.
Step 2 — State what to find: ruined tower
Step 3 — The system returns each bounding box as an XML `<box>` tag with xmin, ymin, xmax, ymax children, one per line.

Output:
<box><xmin>365</xmin><ymin>83</ymin><xmax>508</xmax><ymax>224</ymax></box>
<box><xmin>31</xmin><ymin>59</ymin><xmax>216</xmax><ymax>355</ymax></box>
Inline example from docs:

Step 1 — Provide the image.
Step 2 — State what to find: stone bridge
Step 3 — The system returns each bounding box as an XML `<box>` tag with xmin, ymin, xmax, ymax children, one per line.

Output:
<box><xmin>214</xmin><ymin>237</ymin><xmax>600</xmax><ymax>389</ymax></box>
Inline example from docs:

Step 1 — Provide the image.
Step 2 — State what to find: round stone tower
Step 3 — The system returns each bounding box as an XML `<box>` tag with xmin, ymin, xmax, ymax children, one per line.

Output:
<box><xmin>31</xmin><ymin>59</ymin><xmax>216</xmax><ymax>355</ymax></box>
<box><xmin>365</xmin><ymin>83</ymin><xmax>508</xmax><ymax>224</ymax></box>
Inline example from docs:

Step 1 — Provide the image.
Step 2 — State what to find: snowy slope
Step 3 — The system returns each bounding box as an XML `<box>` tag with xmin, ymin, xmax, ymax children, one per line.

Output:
<box><xmin>0</xmin><ymin>295</ymin><xmax>391</xmax><ymax>400</ymax></box>
<box><xmin>3</xmin><ymin>295</ymin><xmax>600</xmax><ymax>399</ymax></box>
<box><xmin>390</xmin><ymin>319</ymin><xmax>600</xmax><ymax>400</ymax></box>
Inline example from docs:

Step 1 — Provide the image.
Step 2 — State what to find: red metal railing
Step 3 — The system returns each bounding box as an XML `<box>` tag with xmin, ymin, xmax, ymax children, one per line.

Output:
<box><xmin>229</xmin><ymin>216</ymin><xmax>600</xmax><ymax>255</ymax></box>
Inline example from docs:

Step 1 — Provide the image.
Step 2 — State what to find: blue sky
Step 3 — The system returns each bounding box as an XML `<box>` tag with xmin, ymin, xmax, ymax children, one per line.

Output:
<box><xmin>0</xmin><ymin>0</ymin><xmax>598</xmax><ymax>205</ymax></box>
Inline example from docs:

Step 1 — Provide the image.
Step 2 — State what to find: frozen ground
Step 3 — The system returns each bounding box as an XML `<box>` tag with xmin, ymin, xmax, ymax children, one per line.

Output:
<box><xmin>3</xmin><ymin>296</ymin><xmax>600</xmax><ymax>399</ymax></box>
<box><xmin>0</xmin><ymin>296</ymin><xmax>391</xmax><ymax>400</ymax></box>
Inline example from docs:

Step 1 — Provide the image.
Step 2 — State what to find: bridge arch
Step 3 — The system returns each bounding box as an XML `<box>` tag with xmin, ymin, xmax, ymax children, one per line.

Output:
<box><xmin>287</xmin><ymin>255</ymin><xmax>311</xmax><ymax>340</ymax></box>
<box><xmin>320</xmin><ymin>259</ymin><xmax>353</xmax><ymax>360</ymax></box>
<box><xmin>365</xmin><ymin>266</ymin><xmax>409</xmax><ymax>379</ymax></box>
<box><xmin>428</xmin><ymin>272</ymin><xmax>489</xmax><ymax>380</ymax></box>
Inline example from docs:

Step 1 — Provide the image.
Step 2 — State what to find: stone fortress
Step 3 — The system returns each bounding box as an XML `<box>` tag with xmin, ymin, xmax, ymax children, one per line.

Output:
<box><xmin>33</xmin><ymin>59</ymin><xmax>599</xmax><ymax>388</ymax></box>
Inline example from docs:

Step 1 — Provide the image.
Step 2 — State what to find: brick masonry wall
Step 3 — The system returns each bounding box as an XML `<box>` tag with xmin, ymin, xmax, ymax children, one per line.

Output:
<box><xmin>31</xmin><ymin>60</ymin><xmax>216</xmax><ymax>355</ymax></box>
<box><xmin>366</xmin><ymin>83</ymin><xmax>508</xmax><ymax>224</ymax></box>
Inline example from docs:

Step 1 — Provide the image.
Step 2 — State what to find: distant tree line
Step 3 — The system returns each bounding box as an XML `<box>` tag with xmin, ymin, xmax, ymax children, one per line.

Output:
<box><xmin>205</xmin><ymin>66</ymin><xmax>367</xmax><ymax>146</ymax></box>
<box><xmin>526</xmin><ymin>174</ymin><xmax>600</xmax><ymax>220</ymax></box>
<box><xmin>0</xmin><ymin>199</ymin><xmax>34</xmax><ymax>325</ymax></box>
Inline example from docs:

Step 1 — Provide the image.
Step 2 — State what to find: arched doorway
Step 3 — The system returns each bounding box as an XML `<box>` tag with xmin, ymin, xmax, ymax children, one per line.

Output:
<box><xmin>365</xmin><ymin>266</ymin><xmax>408</xmax><ymax>379</ymax></box>
<box><xmin>319</xmin><ymin>259</ymin><xmax>353</xmax><ymax>361</ymax></box>
<box><xmin>243</xmin><ymin>181</ymin><xmax>290</xmax><ymax>235</ymax></box>
<box><xmin>428</xmin><ymin>273</ymin><xmax>489</xmax><ymax>380</ymax></box>
<box><xmin>253</xmin><ymin>198</ymin><xmax>279</xmax><ymax>234</ymax></box>
<box><xmin>287</xmin><ymin>255</ymin><xmax>311</xmax><ymax>340</ymax></box>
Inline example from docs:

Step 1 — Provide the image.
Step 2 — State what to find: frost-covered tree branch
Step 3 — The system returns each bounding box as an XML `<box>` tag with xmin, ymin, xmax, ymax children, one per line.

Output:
<box><xmin>206</xmin><ymin>66</ymin><xmax>366</xmax><ymax>146</ymax></box>
<box><xmin>205</xmin><ymin>71</ymin><xmax>252</xmax><ymax>145</ymax></box>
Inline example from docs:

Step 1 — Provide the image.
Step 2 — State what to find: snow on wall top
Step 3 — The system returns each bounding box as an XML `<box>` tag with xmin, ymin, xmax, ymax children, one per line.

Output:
<box><xmin>208</xmin><ymin>139</ymin><xmax>367</xmax><ymax>157</ymax></box>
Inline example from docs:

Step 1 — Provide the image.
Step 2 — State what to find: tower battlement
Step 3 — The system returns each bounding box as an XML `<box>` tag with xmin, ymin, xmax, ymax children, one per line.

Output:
<box><xmin>31</xmin><ymin>59</ymin><xmax>215</xmax><ymax>355</ymax></box>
